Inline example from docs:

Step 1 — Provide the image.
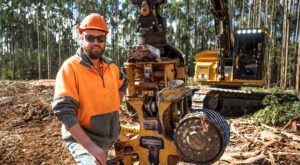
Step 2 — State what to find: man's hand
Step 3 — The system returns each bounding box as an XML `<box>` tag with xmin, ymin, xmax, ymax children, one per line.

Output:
<box><xmin>87</xmin><ymin>143</ymin><xmax>107</xmax><ymax>165</ymax></box>
<box><xmin>69</xmin><ymin>124</ymin><xmax>107</xmax><ymax>165</ymax></box>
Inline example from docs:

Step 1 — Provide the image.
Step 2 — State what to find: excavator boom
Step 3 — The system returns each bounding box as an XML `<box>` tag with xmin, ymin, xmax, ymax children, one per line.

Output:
<box><xmin>210</xmin><ymin>0</ymin><xmax>233</xmax><ymax>80</ymax></box>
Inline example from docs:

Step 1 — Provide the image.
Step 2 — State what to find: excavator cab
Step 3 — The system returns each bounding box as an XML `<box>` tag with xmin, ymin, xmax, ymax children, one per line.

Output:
<box><xmin>193</xmin><ymin>27</ymin><xmax>269</xmax><ymax>87</ymax></box>
<box><xmin>233</xmin><ymin>28</ymin><xmax>269</xmax><ymax>80</ymax></box>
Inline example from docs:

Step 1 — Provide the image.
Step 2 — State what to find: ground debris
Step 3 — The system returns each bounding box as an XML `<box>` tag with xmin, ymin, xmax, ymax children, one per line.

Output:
<box><xmin>31</xmin><ymin>79</ymin><xmax>56</xmax><ymax>87</ymax></box>
<box><xmin>215</xmin><ymin>118</ymin><xmax>300</xmax><ymax>165</ymax></box>
<box><xmin>0</xmin><ymin>80</ymin><xmax>74</xmax><ymax>164</ymax></box>
<box><xmin>0</xmin><ymin>96</ymin><xmax>13</xmax><ymax>106</ymax></box>
<box><xmin>0</xmin><ymin>81</ymin><xmax>299</xmax><ymax>165</ymax></box>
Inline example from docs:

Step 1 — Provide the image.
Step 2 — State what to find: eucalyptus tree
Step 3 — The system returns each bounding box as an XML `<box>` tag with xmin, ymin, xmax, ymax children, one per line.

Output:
<box><xmin>267</xmin><ymin>0</ymin><xmax>276</xmax><ymax>87</ymax></box>
<box><xmin>296</xmin><ymin>40</ymin><xmax>300</xmax><ymax>91</ymax></box>
<box><xmin>281</xmin><ymin>0</ymin><xmax>288</xmax><ymax>89</ymax></box>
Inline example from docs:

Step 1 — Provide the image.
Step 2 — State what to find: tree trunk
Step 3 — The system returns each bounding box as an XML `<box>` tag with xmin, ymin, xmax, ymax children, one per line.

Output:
<box><xmin>257</xmin><ymin>0</ymin><xmax>262</xmax><ymax>27</ymax></box>
<box><xmin>12</xmin><ymin>39</ymin><xmax>15</xmax><ymax>80</ymax></box>
<box><xmin>37</xmin><ymin>4</ymin><xmax>42</xmax><ymax>79</ymax></box>
<box><xmin>296</xmin><ymin>40</ymin><xmax>300</xmax><ymax>92</ymax></box>
<box><xmin>264</xmin><ymin>0</ymin><xmax>269</xmax><ymax>27</ymax></box>
<box><xmin>176</xmin><ymin>10</ymin><xmax>181</xmax><ymax>49</ymax></box>
<box><xmin>10</xmin><ymin>2</ymin><xmax>15</xmax><ymax>80</ymax></box>
<box><xmin>285</xmin><ymin>23</ymin><xmax>290</xmax><ymax>89</ymax></box>
<box><xmin>59</xmin><ymin>43</ymin><xmax>61</xmax><ymax>67</ymax></box>
<box><xmin>194</xmin><ymin>0</ymin><xmax>199</xmax><ymax>53</ymax></box>
<box><xmin>115</xmin><ymin>0</ymin><xmax>119</xmax><ymax>66</ymax></box>
<box><xmin>12</xmin><ymin>43</ymin><xmax>15</xmax><ymax>80</ymax></box>
<box><xmin>25</xmin><ymin>26</ymin><xmax>29</xmax><ymax>80</ymax></box>
<box><xmin>23</xmin><ymin>0</ymin><xmax>29</xmax><ymax>80</ymax></box>
<box><xmin>284</xmin><ymin>0</ymin><xmax>293</xmax><ymax>89</ymax></box>
<box><xmin>58</xmin><ymin>0</ymin><xmax>62</xmax><ymax>68</ymax></box>
<box><xmin>26</xmin><ymin>28</ymin><xmax>30</xmax><ymax>79</ymax></box>
<box><xmin>70</xmin><ymin>0</ymin><xmax>74</xmax><ymax>56</ymax></box>
<box><xmin>205</xmin><ymin>0</ymin><xmax>209</xmax><ymax>50</ymax></box>
<box><xmin>101</xmin><ymin>0</ymin><xmax>107</xmax><ymax>18</ymax></box>
<box><xmin>248</xmin><ymin>1</ymin><xmax>252</xmax><ymax>28</ymax></box>
<box><xmin>29</xmin><ymin>26</ymin><xmax>34</xmax><ymax>79</ymax></box>
<box><xmin>295</xmin><ymin>0</ymin><xmax>300</xmax><ymax>43</ymax></box>
<box><xmin>281</xmin><ymin>0</ymin><xmax>288</xmax><ymax>89</ymax></box>
<box><xmin>253</xmin><ymin>0</ymin><xmax>257</xmax><ymax>27</ymax></box>
<box><xmin>240</xmin><ymin>0</ymin><xmax>245</xmax><ymax>28</ymax></box>
<box><xmin>47</xmin><ymin>1</ymin><xmax>51</xmax><ymax>79</ymax></box>
<box><xmin>186</xmin><ymin>0</ymin><xmax>191</xmax><ymax>72</ymax></box>
<box><xmin>267</xmin><ymin>0</ymin><xmax>276</xmax><ymax>87</ymax></box>
<box><xmin>272</xmin><ymin>2</ymin><xmax>280</xmax><ymax>84</ymax></box>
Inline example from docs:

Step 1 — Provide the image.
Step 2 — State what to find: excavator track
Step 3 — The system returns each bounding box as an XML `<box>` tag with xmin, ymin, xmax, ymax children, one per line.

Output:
<box><xmin>192</xmin><ymin>88</ymin><xmax>269</xmax><ymax>117</ymax></box>
<box><xmin>191</xmin><ymin>89</ymin><xmax>210</xmax><ymax>109</ymax></box>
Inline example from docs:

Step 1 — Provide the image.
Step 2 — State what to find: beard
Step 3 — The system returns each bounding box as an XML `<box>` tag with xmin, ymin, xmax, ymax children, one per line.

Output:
<box><xmin>83</xmin><ymin>45</ymin><xmax>105</xmax><ymax>59</ymax></box>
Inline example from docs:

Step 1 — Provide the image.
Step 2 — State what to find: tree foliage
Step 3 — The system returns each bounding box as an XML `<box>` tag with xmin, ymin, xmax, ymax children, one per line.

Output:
<box><xmin>0</xmin><ymin>0</ymin><xmax>299</xmax><ymax>91</ymax></box>
<box><xmin>253</xmin><ymin>90</ymin><xmax>300</xmax><ymax>125</ymax></box>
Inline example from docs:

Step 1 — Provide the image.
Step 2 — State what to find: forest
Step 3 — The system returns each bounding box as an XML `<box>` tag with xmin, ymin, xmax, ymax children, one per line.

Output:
<box><xmin>0</xmin><ymin>0</ymin><xmax>300</xmax><ymax>91</ymax></box>
<box><xmin>0</xmin><ymin>1</ymin><xmax>300</xmax><ymax>164</ymax></box>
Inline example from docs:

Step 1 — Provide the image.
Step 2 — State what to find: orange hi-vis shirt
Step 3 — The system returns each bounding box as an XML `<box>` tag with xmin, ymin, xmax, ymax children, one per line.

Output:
<box><xmin>52</xmin><ymin>48</ymin><xmax>128</xmax><ymax>146</ymax></box>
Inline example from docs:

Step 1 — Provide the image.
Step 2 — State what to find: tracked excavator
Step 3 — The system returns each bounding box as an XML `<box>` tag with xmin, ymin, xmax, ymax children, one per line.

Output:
<box><xmin>109</xmin><ymin>0</ymin><xmax>230</xmax><ymax>165</ymax></box>
<box><xmin>192</xmin><ymin>0</ymin><xmax>272</xmax><ymax>116</ymax></box>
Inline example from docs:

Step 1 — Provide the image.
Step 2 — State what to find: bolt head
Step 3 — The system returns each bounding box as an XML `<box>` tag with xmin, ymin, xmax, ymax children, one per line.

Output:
<box><xmin>208</xmin><ymin>138</ymin><xmax>212</xmax><ymax>142</ymax></box>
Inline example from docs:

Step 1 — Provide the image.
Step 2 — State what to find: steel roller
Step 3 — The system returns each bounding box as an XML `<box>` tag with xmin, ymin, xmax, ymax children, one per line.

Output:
<box><xmin>174</xmin><ymin>108</ymin><xmax>230</xmax><ymax>164</ymax></box>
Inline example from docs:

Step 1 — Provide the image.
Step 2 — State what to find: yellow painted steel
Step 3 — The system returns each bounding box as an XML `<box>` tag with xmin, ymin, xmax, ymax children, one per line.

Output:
<box><xmin>194</xmin><ymin>50</ymin><xmax>218</xmax><ymax>61</ymax></box>
<box><xmin>193</xmin><ymin>49</ymin><xmax>267</xmax><ymax>87</ymax></box>
<box><xmin>116</xmin><ymin>99</ymin><xmax>179</xmax><ymax>165</ymax></box>
<box><xmin>194</xmin><ymin>50</ymin><xmax>219</xmax><ymax>83</ymax></box>
<box><xmin>153</xmin><ymin>5</ymin><xmax>157</xmax><ymax>16</ymax></box>
<box><xmin>116</xmin><ymin>60</ymin><xmax>187</xmax><ymax>165</ymax></box>
<box><xmin>121</xmin><ymin>124</ymin><xmax>140</xmax><ymax>134</ymax></box>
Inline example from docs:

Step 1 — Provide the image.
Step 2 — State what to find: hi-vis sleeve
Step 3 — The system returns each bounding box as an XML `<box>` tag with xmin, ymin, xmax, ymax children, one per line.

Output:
<box><xmin>52</xmin><ymin>60</ymin><xmax>80</xmax><ymax>130</ymax></box>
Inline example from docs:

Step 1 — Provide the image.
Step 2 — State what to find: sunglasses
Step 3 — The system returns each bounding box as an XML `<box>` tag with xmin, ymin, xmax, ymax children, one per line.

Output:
<box><xmin>84</xmin><ymin>34</ymin><xmax>106</xmax><ymax>43</ymax></box>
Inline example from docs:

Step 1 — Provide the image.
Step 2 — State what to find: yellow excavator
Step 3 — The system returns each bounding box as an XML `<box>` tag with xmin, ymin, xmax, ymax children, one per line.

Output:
<box><xmin>192</xmin><ymin>0</ymin><xmax>271</xmax><ymax>116</ymax></box>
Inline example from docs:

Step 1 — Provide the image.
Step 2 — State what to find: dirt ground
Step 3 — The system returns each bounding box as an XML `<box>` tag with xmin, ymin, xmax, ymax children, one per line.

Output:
<box><xmin>0</xmin><ymin>80</ymin><xmax>299</xmax><ymax>165</ymax></box>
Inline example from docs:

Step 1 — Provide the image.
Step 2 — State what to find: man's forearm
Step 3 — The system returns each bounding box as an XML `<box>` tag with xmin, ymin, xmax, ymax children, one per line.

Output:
<box><xmin>68</xmin><ymin>123</ymin><xmax>107</xmax><ymax>164</ymax></box>
<box><xmin>68</xmin><ymin>123</ymin><xmax>96</xmax><ymax>149</ymax></box>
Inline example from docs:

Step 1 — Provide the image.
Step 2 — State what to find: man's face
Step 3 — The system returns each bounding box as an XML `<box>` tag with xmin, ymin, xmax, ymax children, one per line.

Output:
<box><xmin>82</xmin><ymin>29</ymin><xmax>106</xmax><ymax>59</ymax></box>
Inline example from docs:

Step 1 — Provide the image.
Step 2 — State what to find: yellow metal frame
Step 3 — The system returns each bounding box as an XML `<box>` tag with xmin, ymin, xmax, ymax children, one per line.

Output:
<box><xmin>117</xmin><ymin>98</ymin><xmax>179</xmax><ymax>165</ymax></box>
<box><xmin>196</xmin><ymin>74</ymin><xmax>268</xmax><ymax>87</ymax></box>
<box><xmin>193</xmin><ymin>49</ymin><xmax>267</xmax><ymax>87</ymax></box>
<box><xmin>116</xmin><ymin>60</ymin><xmax>188</xmax><ymax>165</ymax></box>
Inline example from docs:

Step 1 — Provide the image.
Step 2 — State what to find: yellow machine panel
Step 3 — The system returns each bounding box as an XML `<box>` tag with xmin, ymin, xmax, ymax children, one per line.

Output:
<box><xmin>194</xmin><ymin>50</ymin><xmax>219</xmax><ymax>82</ymax></box>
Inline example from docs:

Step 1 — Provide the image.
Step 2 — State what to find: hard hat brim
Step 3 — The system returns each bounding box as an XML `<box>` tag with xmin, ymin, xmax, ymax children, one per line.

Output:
<box><xmin>78</xmin><ymin>26</ymin><xmax>109</xmax><ymax>35</ymax></box>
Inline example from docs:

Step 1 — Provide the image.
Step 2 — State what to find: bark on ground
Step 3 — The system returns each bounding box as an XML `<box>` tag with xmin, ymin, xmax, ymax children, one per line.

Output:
<box><xmin>0</xmin><ymin>80</ymin><xmax>299</xmax><ymax>164</ymax></box>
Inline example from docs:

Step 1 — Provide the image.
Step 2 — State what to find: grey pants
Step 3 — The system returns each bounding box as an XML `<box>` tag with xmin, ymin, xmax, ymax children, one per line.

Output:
<box><xmin>65</xmin><ymin>139</ymin><xmax>109</xmax><ymax>165</ymax></box>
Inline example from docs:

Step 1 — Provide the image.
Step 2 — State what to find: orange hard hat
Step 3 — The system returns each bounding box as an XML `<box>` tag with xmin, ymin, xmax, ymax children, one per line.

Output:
<box><xmin>78</xmin><ymin>13</ymin><xmax>109</xmax><ymax>35</ymax></box>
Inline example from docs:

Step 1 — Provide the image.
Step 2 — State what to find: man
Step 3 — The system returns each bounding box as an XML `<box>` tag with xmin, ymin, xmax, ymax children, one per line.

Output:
<box><xmin>52</xmin><ymin>13</ymin><xmax>128</xmax><ymax>165</ymax></box>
